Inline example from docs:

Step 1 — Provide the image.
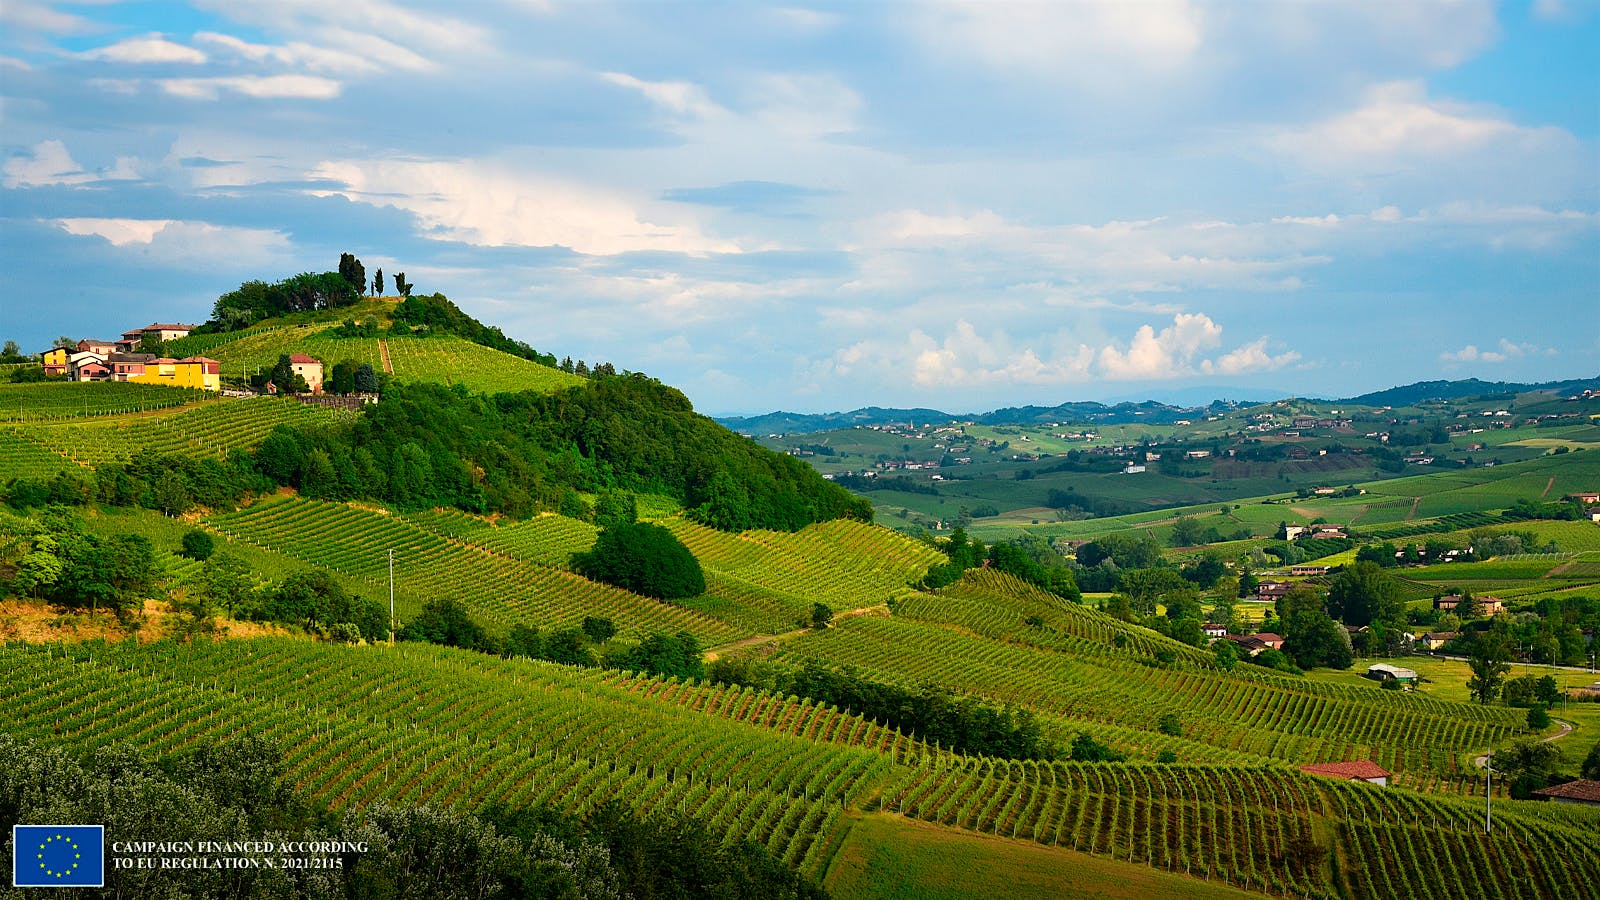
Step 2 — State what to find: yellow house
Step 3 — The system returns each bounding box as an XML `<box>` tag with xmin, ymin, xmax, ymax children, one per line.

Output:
<box><xmin>41</xmin><ymin>347</ymin><xmax>69</xmax><ymax>376</ymax></box>
<box><xmin>126</xmin><ymin>356</ymin><xmax>221</xmax><ymax>391</ymax></box>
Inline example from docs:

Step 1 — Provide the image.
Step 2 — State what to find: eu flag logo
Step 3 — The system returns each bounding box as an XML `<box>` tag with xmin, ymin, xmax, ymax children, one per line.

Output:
<box><xmin>12</xmin><ymin>825</ymin><xmax>104</xmax><ymax>888</ymax></box>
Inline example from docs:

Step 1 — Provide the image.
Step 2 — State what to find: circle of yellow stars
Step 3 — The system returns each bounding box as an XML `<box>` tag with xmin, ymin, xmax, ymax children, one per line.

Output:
<box><xmin>37</xmin><ymin>833</ymin><xmax>81</xmax><ymax>879</ymax></box>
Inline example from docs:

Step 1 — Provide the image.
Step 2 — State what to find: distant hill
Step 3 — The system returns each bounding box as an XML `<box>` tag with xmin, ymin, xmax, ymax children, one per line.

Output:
<box><xmin>718</xmin><ymin>399</ymin><xmax>1256</xmax><ymax>435</ymax></box>
<box><xmin>1337</xmin><ymin>376</ymin><xmax>1600</xmax><ymax>407</ymax></box>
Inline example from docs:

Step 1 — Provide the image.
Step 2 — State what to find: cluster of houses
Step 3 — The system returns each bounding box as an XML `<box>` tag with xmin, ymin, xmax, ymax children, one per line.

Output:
<box><xmin>37</xmin><ymin>323</ymin><xmax>335</xmax><ymax>397</ymax></box>
<box><xmin>41</xmin><ymin>324</ymin><xmax>221</xmax><ymax>391</ymax></box>
<box><xmin>1206</xmin><ymin>628</ymin><xmax>1285</xmax><ymax>656</ymax></box>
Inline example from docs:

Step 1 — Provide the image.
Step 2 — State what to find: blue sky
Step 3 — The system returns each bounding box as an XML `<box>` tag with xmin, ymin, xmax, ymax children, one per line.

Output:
<box><xmin>2</xmin><ymin>1</ymin><xmax>1596</xmax><ymax>415</ymax></box>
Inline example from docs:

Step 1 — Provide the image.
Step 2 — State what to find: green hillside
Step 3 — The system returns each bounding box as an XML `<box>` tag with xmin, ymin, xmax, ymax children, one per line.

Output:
<box><xmin>3</xmin><ymin>623</ymin><xmax>1595</xmax><ymax>899</ymax></box>
<box><xmin>5</xmin><ymin>282</ymin><xmax>1600</xmax><ymax>899</ymax></box>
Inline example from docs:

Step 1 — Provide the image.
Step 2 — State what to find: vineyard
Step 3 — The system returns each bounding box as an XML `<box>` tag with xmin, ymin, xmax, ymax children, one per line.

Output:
<box><xmin>179</xmin><ymin>325</ymin><xmax>582</xmax><ymax>396</ymax></box>
<box><xmin>205</xmin><ymin>496</ymin><xmax>748</xmax><ymax>643</ymax></box>
<box><xmin>779</xmin><ymin>571</ymin><xmax>1524</xmax><ymax>775</ymax></box>
<box><xmin>2</xmin><ymin>636</ymin><xmax>1594</xmax><ymax>898</ymax></box>
<box><xmin>8</xmin><ymin>397</ymin><xmax>351</xmax><ymax>469</ymax></box>
<box><xmin>0</xmin><ymin>381</ymin><xmax>212</xmax><ymax>421</ymax></box>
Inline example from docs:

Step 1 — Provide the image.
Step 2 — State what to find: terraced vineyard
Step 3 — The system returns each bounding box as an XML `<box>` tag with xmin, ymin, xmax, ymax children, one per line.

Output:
<box><xmin>662</xmin><ymin>515</ymin><xmax>946</xmax><ymax>613</ymax></box>
<box><xmin>2</xmin><ymin>637</ymin><xmax>1593</xmax><ymax>897</ymax></box>
<box><xmin>206</xmin><ymin>495</ymin><xmax>746</xmax><ymax>643</ymax></box>
<box><xmin>384</xmin><ymin>336</ymin><xmax>582</xmax><ymax>394</ymax></box>
<box><xmin>0</xmin><ymin>381</ymin><xmax>212</xmax><ymax>421</ymax></box>
<box><xmin>0</xmin><ymin>639</ymin><xmax>882</xmax><ymax>880</ymax></box>
<box><xmin>780</xmin><ymin>571</ymin><xmax>1523</xmax><ymax>774</ymax></box>
<box><xmin>184</xmin><ymin>325</ymin><xmax>581</xmax><ymax>395</ymax></box>
<box><xmin>10</xmin><ymin>397</ymin><xmax>350</xmax><ymax>468</ymax></box>
<box><xmin>882</xmin><ymin>756</ymin><xmax>1599</xmax><ymax>900</ymax></box>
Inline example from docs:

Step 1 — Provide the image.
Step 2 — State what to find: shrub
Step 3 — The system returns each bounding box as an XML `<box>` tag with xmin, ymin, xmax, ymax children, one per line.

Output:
<box><xmin>572</xmin><ymin>522</ymin><xmax>705</xmax><ymax>600</ymax></box>
<box><xmin>180</xmin><ymin>529</ymin><xmax>215</xmax><ymax>561</ymax></box>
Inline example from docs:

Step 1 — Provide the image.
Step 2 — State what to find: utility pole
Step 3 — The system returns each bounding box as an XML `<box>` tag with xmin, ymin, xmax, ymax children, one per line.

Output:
<box><xmin>1485</xmin><ymin>744</ymin><xmax>1493</xmax><ymax>834</ymax></box>
<box><xmin>388</xmin><ymin>548</ymin><xmax>395</xmax><ymax>645</ymax></box>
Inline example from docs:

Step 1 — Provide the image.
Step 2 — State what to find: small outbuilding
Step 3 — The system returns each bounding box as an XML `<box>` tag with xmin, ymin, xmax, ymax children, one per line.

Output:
<box><xmin>1365</xmin><ymin>663</ymin><xmax>1418</xmax><ymax>686</ymax></box>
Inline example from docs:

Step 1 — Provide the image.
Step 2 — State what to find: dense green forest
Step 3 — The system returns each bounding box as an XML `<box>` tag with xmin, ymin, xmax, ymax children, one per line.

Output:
<box><xmin>3</xmin><ymin>376</ymin><xmax>870</xmax><ymax>533</ymax></box>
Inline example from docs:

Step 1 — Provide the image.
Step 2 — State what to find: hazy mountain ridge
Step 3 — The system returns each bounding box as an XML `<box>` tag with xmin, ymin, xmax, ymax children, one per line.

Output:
<box><xmin>718</xmin><ymin>377</ymin><xmax>1599</xmax><ymax>436</ymax></box>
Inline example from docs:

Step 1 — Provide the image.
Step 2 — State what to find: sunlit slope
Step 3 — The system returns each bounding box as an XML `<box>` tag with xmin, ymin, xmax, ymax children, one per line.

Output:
<box><xmin>173</xmin><ymin>324</ymin><xmax>582</xmax><ymax>394</ymax></box>
<box><xmin>4</xmin><ymin>638</ymin><xmax>1596</xmax><ymax>899</ymax></box>
<box><xmin>0</xmin><ymin>639</ymin><xmax>886</xmax><ymax>880</ymax></box>
<box><xmin>7</xmin><ymin>397</ymin><xmax>350</xmax><ymax>471</ymax></box>
<box><xmin>779</xmin><ymin>570</ymin><xmax>1523</xmax><ymax>774</ymax></box>
<box><xmin>203</xmin><ymin>496</ymin><xmax>942</xmax><ymax>642</ymax></box>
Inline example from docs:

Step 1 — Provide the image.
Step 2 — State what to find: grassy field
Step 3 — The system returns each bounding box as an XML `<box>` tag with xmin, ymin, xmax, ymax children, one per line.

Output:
<box><xmin>825</xmin><ymin>813</ymin><xmax>1265</xmax><ymax>900</ymax></box>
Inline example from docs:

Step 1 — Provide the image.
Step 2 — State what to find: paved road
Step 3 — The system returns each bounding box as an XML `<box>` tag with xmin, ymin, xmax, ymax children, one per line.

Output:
<box><xmin>1474</xmin><ymin>717</ymin><xmax>1574</xmax><ymax>769</ymax></box>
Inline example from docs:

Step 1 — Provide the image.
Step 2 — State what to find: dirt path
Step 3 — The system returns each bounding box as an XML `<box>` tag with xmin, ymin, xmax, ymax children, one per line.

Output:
<box><xmin>1540</xmin><ymin>476</ymin><xmax>1555</xmax><ymax>498</ymax></box>
<box><xmin>703</xmin><ymin>603</ymin><xmax>890</xmax><ymax>662</ymax></box>
<box><xmin>1473</xmin><ymin>717</ymin><xmax>1573</xmax><ymax>769</ymax></box>
<box><xmin>1405</xmin><ymin>496</ymin><xmax>1420</xmax><ymax>521</ymax></box>
<box><xmin>378</xmin><ymin>339</ymin><xmax>393</xmax><ymax>374</ymax></box>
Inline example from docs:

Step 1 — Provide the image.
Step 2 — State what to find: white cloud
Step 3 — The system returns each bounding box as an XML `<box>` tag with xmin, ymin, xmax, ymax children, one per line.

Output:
<box><xmin>3</xmin><ymin>2</ymin><xmax>103</xmax><ymax>36</ymax></box>
<box><xmin>308</xmin><ymin>156</ymin><xmax>740</xmax><ymax>256</ymax></box>
<box><xmin>194</xmin><ymin>30</ymin><xmax>430</xmax><ymax>74</ymax></box>
<box><xmin>158</xmin><ymin>75</ymin><xmax>342</xmax><ymax>100</ymax></box>
<box><xmin>1205</xmin><ymin>337</ymin><xmax>1302</xmax><ymax>375</ymax></box>
<box><xmin>80</xmin><ymin>34</ymin><xmax>207</xmax><ymax>65</ymax></box>
<box><xmin>193</xmin><ymin>0</ymin><xmax>490</xmax><ymax>58</ymax></box>
<box><xmin>50</xmin><ymin>218</ymin><xmax>292</xmax><ymax>267</ymax></box>
<box><xmin>1440</xmin><ymin>339</ymin><xmax>1545</xmax><ymax>364</ymax></box>
<box><xmin>822</xmin><ymin>313</ymin><xmax>1298</xmax><ymax>388</ymax></box>
<box><xmin>910</xmin><ymin>0</ymin><xmax>1202</xmax><ymax>82</ymax></box>
<box><xmin>1098</xmin><ymin>312</ymin><xmax>1223</xmax><ymax>379</ymax></box>
<box><xmin>1274</xmin><ymin>81</ymin><xmax>1573</xmax><ymax>169</ymax></box>
<box><xmin>4</xmin><ymin>140</ymin><xmax>92</xmax><ymax>188</ymax></box>
<box><xmin>602</xmin><ymin>72</ymin><xmax>726</xmax><ymax>121</ymax></box>
<box><xmin>54</xmin><ymin>218</ymin><xmax>176</xmax><ymax>246</ymax></box>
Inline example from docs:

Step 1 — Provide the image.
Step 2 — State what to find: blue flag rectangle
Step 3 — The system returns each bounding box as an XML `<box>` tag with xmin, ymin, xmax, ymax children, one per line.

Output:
<box><xmin>12</xmin><ymin>825</ymin><xmax>104</xmax><ymax>888</ymax></box>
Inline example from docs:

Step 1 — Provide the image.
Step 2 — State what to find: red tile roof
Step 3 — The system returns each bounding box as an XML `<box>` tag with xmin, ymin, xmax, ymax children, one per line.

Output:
<box><xmin>1531</xmin><ymin>780</ymin><xmax>1600</xmax><ymax>803</ymax></box>
<box><xmin>1300</xmin><ymin>760</ymin><xmax>1390</xmax><ymax>781</ymax></box>
<box><xmin>288</xmin><ymin>353</ymin><xmax>321</xmax><ymax>364</ymax></box>
<box><xmin>176</xmin><ymin>356</ymin><xmax>220</xmax><ymax>364</ymax></box>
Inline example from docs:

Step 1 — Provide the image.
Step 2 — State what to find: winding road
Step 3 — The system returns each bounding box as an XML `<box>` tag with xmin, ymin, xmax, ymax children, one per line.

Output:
<box><xmin>1474</xmin><ymin>717</ymin><xmax>1573</xmax><ymax>769</ymax></box>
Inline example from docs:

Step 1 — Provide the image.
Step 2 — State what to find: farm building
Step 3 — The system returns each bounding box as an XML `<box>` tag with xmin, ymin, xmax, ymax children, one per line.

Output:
<box><xmin>1530</xmin><ymin>780</ymin><xmax>1600</xmax><ymax>807</ymax></box>
<box><xmin>116</xmin><ymin>322</ymin><xmax>198</xmax><ymax>352</ymax></box>
<box><xmin>1365</xmin><ymin>664</ymin><xmax>1418</xmax><ymax>686</ymax></box>
<box><xmin>1300</xmin><ymin>761</ymin><xmax>1391</xmax><ymax>786</ymax></box>
<box><xmin>1434</xmin><ymin>594</ymin><xmax>1504</xmax><ymax>616</ymax></box>
<box><xmin>289</xmin><ymin>354</ymin><xmax>325</xmax><ymax>393</ymax></box>
<box><xmin>1291</xmin><ymin>565</ymin><xmax>1331</xmax><ymax>576</ymax></box>
<box><xmin>1419</xmin><ymin>632</ymin><xmax>1458</xmax><ymax>651</ymax></box>
<box><xmin>40</xmin><ymin>347</ymin><xmax>69</xmax><ymax>377</ymax></box>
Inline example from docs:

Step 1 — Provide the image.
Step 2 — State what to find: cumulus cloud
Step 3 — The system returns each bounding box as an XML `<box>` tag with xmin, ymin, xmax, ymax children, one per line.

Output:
<box><xmin>50</xmin><ymin>218</ymin><xmax>292</xmax><ymax>266</ymax></box>
<box><xmin>80</xmin><ymin>34</ymin><xmax>207</xmax><ymax>65</ymax></box>
<box><xmin>3</xmin><ymin>140</ymin><xmax>91</xmax><ymax>188</ymax></box>
<box><xmin>823</xmin><ymin>313</ymin><xmax>1298</xmax><ymax>388</ymax></box>
<box><xmin>1440</xmin><ymin>339</ymin><xmax>1547</xmax><ymax>364</ymax></box>
<box><xmin>1274</xmin><ymin>81</ymin><xmax>1573</xmax><ymax>169</ymax></box>
<box><xmin>308</xmin><ymin>156</ymin><xmax>740</xmax><ymax>256</ymax></box>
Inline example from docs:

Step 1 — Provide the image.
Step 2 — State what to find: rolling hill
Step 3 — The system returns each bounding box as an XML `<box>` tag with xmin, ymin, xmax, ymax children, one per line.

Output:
<box><xmin>3</xmin><ymin>287</ymin><xmax>1599</xmax><ymax>899</ymax></box>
